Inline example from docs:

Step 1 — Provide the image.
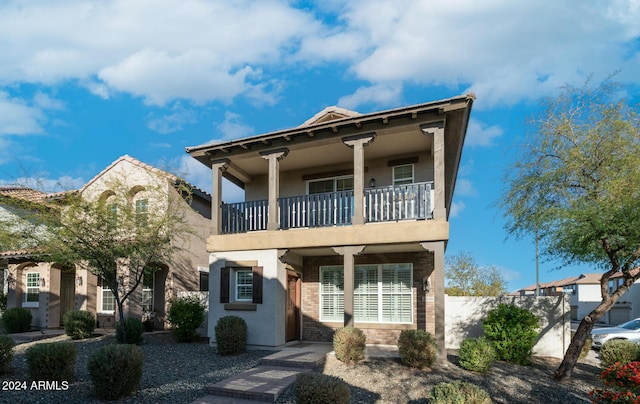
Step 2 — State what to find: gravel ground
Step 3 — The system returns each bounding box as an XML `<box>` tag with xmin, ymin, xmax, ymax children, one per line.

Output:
<box><xmin>2</xmin><ymin>332</ymin><xmax>603</xmax><ymax>404</ymax></box>
<box><xmin>276</xmin><ymin>351</ymin><xmax>602</xmax><ymax>404</ymax></box>
<box><xmin>0</xmin><ymin>332</ymin><xmax>271</xmax><ymax>404</ymax></box>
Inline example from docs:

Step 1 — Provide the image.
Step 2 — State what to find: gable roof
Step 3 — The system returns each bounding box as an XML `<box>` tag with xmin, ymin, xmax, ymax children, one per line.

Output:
<box><xmin>299</xmin><ymin>106</ymin><xmax>361</xmax><ymax>127</ymax></box>
<box><xmin>80</xmin><ymin>155</ymin><xmax>211</xmax><ymax>202</ymax></box>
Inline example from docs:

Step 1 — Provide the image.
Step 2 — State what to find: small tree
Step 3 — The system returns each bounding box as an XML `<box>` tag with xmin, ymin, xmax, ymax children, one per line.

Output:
<box><xmin>41</xmin><ymin>173</ymin><xmax>196</xmax><ymax>344</ymax></box>
<box><xmin>445</xmin><ymin>251</ymin><xmax>507</xmax><ymax>296</ymax></box>
<box><xmin>500</xmin><ymin>78</ymin><xmax>640</xmax><ymax>379</ymax></box>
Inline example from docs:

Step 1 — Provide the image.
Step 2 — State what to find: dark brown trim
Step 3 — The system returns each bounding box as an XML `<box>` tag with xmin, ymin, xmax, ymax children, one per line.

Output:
<box><xmin>252</xmin><ymin>266</ymin><xmax>263</xmax><ymax>304</ymax></box>
<box><xmin>224</xmin><ymin>303</ymin><xmax>257</xmax><ymax>311</ymax></box>
<box><xmin>388</xmin><ymin>156</ymin><xmax>419</xmax><ymax>167</ymax></box>
<box><xmin>219</xmin><ymin>267</ymin><xmax>230</xmax><ymax>303</ymax></box>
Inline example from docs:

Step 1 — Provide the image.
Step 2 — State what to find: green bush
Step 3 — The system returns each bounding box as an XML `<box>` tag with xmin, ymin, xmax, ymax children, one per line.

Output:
<box><xmin>458</xmin><ymin>337</ymin><xmax>496</xmax><ymax>373</ymax></box>
<box><xmin>167</xmin><ymin>295</ymin><xmax>206</xmax><ymax>342</ymax></box>
<box><xmin>482</xmin><ymin>303</ymin><xmax>539</xmax><ymax>365</ymax></box>
<box><xmin>294</xmin><ymin>372</ymin><xmax>350</xmax><ymax>404</ymax></box>
<box><xmin>2</xmin><ymin>307</ymin><xmax>32</xmax><ymax>333</ymax></box>
<box><xmin>599</xmin><ymin>339</ymin><xmax>640</xmax><ymax>368</ymax></box>
<box><xmin>397</xmin><ymin>329</ymin><xmax>438</xmax><ymax>369</ymax></box>
<box><xmin>26</xmin><ymin>342</ymin><xmax>76</xmax><ymax>382</ymax></box>
<box><xmin>333</xmin><ymin>327</ymin><xmax>366</xmax><ymax>364</ymax></box>
<box><xmin>0</xmin><ymin>335</ymin><xmax>15</xmax><ymax>374</ymax></box>
<box><xmin>116</xmin><ymin>317</ymin><xmax>145</xmax><ymax>344</ymax></box>
<box><xmin>429</xmin><ymin>381</ymin><xmax>492</xmax><ymax>404</ymax></box>
<box><xmin>215</xmin><ymin>316</ymin><xmax>247</xmax><ymax>355</ymax></box>
<box><xmin>63</xmin><ymin>310</ymin><xmax>95</xmax><ymax>340</ymax></box>
<box><xmin>87</xmin><ymin>344</ymin><xmax>143</xmax><ymax>400</ymax></box>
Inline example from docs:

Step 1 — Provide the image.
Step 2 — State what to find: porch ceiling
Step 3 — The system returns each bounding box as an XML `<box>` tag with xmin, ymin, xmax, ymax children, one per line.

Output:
<box><xmin>285</xmin><ymin>243</ymin><xmax>431</xmax><ymax>257</ymax></box>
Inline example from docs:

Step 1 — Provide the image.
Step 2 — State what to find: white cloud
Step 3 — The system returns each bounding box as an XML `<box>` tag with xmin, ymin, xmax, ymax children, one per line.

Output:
<box><xmin>454</xmin><ymin>179</ymin><xmax>476</xmax><ymax>197</ymax></box>
<box><xmin>465</xmin><ymin>119</ymin><xmax>503</xmax><ymax>147</ymax></box>
<box><xmin>0</xmin><ymin>92</ymin><xmax>45</xmax><ymax>135</ymax></box>
<box><xmin>33</xmin><ymin>92</ymin><xmax>65</xmax><ymax>111</ymax></box>
<box><xmin>338</xmin><ymin>83</ymin><xmax>402</xmax><ymax>109</ymax></box>
<box><xmin>146</xmin><ymin>103</ymin><xmax>197</xmax><ymax>134</ymax></box>
<box><xmin>449</xmin><ymin>201</ymin><xmax>465</xmax><ymax>218</ymax></box>
<box><xmin>217</xmin><ymin>112</ymin><xmax>255</xmax><ymax>140</ymax></box>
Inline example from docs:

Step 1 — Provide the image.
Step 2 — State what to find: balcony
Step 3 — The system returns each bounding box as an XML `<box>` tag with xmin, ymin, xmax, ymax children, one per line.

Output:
<box><xmin>221</xmin><ymin>182</ymin><xmax>433</xmax><ymax>234</ymax></box>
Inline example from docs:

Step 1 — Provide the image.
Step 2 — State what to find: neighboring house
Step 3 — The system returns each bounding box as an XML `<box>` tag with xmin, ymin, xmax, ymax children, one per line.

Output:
<box><xmin>186</xmin><ymin>94</ymin><xmax>474</xmax><ymax>356</ymax></box>
<box><xmin>2</xmin><ymin>156</ymin><xmax>211</xmax><ymax>330</ymax></box>
<box><xmin>516</xmin><ymin>272</ymin><xmax>640</xmax><ymax>325</ymax></box>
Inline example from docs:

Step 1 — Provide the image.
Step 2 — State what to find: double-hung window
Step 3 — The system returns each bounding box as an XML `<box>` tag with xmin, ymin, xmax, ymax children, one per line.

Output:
<box><xmin>102</xmin><ymin>289</ymin><xmax>115</xmax><ymax>312</ymax></box>
<box><xmin>320</xmin><ymin>263</ymin><xmax>413</xmax><ymax>323</ymax></box>
<box><xmin>235</xmin><ymin>270</ymin><xmax>253</xmax><ymax>301</ymax></box>
<box><xmin>393</xmin><ymin>164</ymin><xmax>414</xmax><ymax>186</ymax></box>
<box><xmin>25</xmin><ymin>273</ymin><xmax>40</xmax><ymax>305</ymax></box>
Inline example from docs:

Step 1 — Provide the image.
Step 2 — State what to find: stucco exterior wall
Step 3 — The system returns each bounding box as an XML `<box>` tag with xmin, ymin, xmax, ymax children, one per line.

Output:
<box><xmin>445</xmin><ymin>295</ymin><xmax>570</xmax><ymax>359</ymax></box>
<box><xmin>208</xmin><ymin>249</ymin><xmax>287</xmax><ymax>348</ymax></box>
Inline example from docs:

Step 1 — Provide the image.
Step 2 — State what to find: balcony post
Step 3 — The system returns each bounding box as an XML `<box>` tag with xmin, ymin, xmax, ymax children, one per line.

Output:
<box><xmin>343</xmin><ymin>133</ymin><xmax>375</xmax><ymax>225</ymax></box>
<box><xmin>210</xmin><ymin>159</ymin><xmax>229</xmax><ymax>236</ymax></box>
<box><xmin>333</xmin><ymin>245</ymin><xmax>366</xmax><ymax>327</ymax></box>
<box><xmin>423</xmin><ymin>123</ymin><xmax>446</xmax><ymax>219</ymax></box>
<box><xmin>260</xmin><ymin>148</ymin><xmax>288</xmax><ymax>231</ymax></box>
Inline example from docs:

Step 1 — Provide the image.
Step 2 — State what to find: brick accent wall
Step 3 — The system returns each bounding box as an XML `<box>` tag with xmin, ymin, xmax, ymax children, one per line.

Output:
<box><xmin>302</xmin><ymin>251</ymin><xmax>435</xmax><ymax>344</ymax></box>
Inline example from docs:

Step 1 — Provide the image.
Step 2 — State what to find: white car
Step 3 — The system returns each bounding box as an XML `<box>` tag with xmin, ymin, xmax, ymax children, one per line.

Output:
<box><xmin>591</xmin><ymin>318</ymin><xmax>640</xmax><ymax>349</ymax></box>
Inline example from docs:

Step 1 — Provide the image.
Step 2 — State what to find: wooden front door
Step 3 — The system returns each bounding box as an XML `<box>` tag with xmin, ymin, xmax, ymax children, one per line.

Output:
<box><xmin>60</xmin><ymin>271</ymin><xmax>75</xmax><ymax>326</ymax></box>
<box><xmin>285</xmin><ymin>273</ymin><xmax>300</xmax><ymax>342</ymax></box>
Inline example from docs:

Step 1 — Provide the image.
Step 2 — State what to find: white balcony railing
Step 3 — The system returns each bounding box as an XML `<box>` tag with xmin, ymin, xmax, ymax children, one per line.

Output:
<box><xmin>220</xmin><ymin>182</ymin><xmax>433</xmax><ymax>234</ymax></box>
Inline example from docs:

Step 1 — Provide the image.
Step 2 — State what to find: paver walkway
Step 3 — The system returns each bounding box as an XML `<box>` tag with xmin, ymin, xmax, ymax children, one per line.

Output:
<box><xmin>193</xmin><ymin>343</ymin><xmax>399</xmax><ymax>403</ymax></box>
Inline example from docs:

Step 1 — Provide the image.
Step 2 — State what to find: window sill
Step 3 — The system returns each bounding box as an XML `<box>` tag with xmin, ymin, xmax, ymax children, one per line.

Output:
<box><xmin>22</xmin><ymin>303</ymin><xmax>39</xmax><ymax>308</ymax></box>
<box><xmin>224</xmin><ymin>303</ymin><xmax>257</xmax><ymax>311</ymax></box>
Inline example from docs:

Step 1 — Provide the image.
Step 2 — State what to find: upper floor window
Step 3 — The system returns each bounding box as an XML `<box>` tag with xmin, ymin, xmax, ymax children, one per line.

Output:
<box><xmin>135</xmin><ymin>198</ymin><xmax>148</xmax><ymax>224</ymax></box>
<box><xmin>393</xmin><ymin>164</ymin><xmax>414</xmax><ymax>186</ymax></box>
<box><xmin>308</xmin><ymin>176</ymin><xmax>354</xmax><ymax>194</ymax></box>
<box><xmin>25</xmin><ymin>272</ymin><xmax>40</xmax><ymax>305</ymax></box>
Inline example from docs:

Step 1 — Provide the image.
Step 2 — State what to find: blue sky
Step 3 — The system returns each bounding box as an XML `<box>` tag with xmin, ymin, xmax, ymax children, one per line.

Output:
<box><xmin>1</xmin><ymin>0</ymin><xmax>639</xmax><ymax>292</ymax></box>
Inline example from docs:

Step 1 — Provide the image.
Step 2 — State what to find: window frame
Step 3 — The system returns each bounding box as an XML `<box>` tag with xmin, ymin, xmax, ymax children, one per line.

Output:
<box><xmin>24</xmin><ymin>272</ymin><xmax>40</xmax><ymax>307</ymax></box>
<box><xmin>142</xmin><ymin>271</ymin><xmax>154</xmax><ymax>312</ymax></box>
<box><xmin>392</xmin><ymin>164</ymin><xmax>414</xmax><ymax>186</ymax></box>
<box><xmin>307</xmin><ymin>175</ymin><xmax>354</xmax><ymax>195</ymax></box>
<box><xmin>101</xmin><ymin>287</ymin><xmax>116</xmax><ymax>313</ymax></box>
<box><xmin>235</xmin><ymin>269</ymin><xmax>253</xmax><ymax>302</ymax></box>
<box><xmin>319</xmin><ymin>263</ymin><xmax>413</xmax><ymax>324</ymax></box>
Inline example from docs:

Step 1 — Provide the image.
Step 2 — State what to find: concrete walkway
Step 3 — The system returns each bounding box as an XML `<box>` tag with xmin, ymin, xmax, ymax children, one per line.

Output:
<box><xmin>7</xmin><ymin>327</ymin><xmax>116</xmax><ymax>345</ymax></box>
<box><xmin>194</xmin><ymin>343</ymin><xmax>399</xmax><ymax>403</ymax></box>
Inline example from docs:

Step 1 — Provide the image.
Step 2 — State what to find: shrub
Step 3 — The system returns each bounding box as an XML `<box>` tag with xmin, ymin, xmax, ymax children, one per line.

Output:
<box><xmin>1</xmin><ymin>307</ymin><xmax>32</xmax><ymax>333</ymax></box>
<box><xmin>294</xmin><ymin>372</ymin><xmax>350</xmax><ymax>404</ymax></box>
<box><xmin>458</xmin><ymin>337</ymin><xmax>496</xmax><ymax>373</ymax></box>
<box><xmin>429</xmin><ymin>381</ymin><xmax>492</xmax><ymax>404</ymax></box>
<box><xmin>26</xmin><ymin>342</ymin><xmax>76</xmax><ymax>382</ymax></box>
<box><xmin>0</xmin><ymin>335</ymin><xmax>15</xmax><ymax>374</ymax></box>
<box><xmin>333</xmin><ymin>327</ymin><xmax>366</xmax><ymax>365</ymax></box>
<box><xmin>215</xmin><ymin>316</ymin><xmax>247</xmax><ymax>355</ymax></box>
<box><xmin>397</xmin><ymin>329</ymin><xmax>437</xmax><ymax>369</ymax></box>
<box><xmin>116</xmin><ymin>317</ymin><xmax>145</xmax><ymax>344</ymax></box>
<box><xmin>588</xmin><ymin>361</ymin><xmax>640</xmax><ymax>403</ymax></box>
<box><xmin>63</xmin><ymin>310</ymin><xmax>95</xmax><ymax>340</ymax></box>
<box><xmin>0</xmin><ymin>290</ymin><xmax>7</xmax><ymax>311</ymax></box>
<box><xmin>482</xmin><ymin>303</ymin><xmax>539</xmax><ymax>365</ymax></box>
<box><xmin>599</xmin><ymin>339</ymin><xmax>640</xmax><ymax>368</ymax></box>
<box><xmin>87</xmin><ymin>344</ymin><xmax>143</xmax><ymax>400</ymax></box>
<box><xmin>167</xmin><ymin>295</ymin><xmax>206</xmax><ymax>342</ymax></box>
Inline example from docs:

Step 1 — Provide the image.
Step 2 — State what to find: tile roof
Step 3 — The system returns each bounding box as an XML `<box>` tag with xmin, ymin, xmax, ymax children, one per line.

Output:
<box><xmin>0</xmin><ymin>187</ymin><xmax>48</xmax><ymax>202</ymax></box>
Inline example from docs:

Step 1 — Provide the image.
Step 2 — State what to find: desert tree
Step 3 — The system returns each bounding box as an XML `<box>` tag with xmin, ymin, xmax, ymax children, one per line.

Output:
<box><xmin>500</xmin><ymin>78</ymin><xmax>640</xmax><ymax>380</ymax></box>
<box><xmin>41</xmin><ymin>173</ymin><xmax>197</xmax><ymax>343</ymax></box>
<box><xmin>445</xmin><ymin>251</ymin><xmax>506</xmax><ymax>296</ymax></box>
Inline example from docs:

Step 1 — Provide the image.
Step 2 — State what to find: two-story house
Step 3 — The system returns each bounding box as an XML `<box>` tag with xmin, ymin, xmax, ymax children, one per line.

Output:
<box><xmin>2</xmin><ymin>156</ymin><xmax>211</xmax><ymax>330</ymax></box>
<box><xmin>187</xmin><ymin>94</ymin><xmax>474</xmax><ymax>357</ymax></box>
